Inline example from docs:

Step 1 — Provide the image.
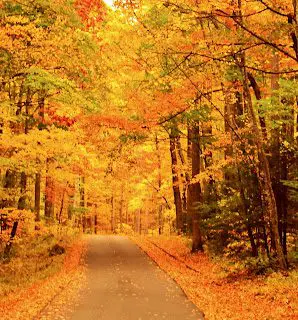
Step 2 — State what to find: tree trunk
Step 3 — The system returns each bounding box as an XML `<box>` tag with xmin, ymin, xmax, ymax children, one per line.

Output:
<box><xmin>4</xmin><ymin>221</ymin><xmax>18</xmax><ymax>260</ymax></box>
<box><xmin>33</xmin><ymin>91</ymin><xmax>45</xmax><ymax>221</ymax></box>
<box><xmin>125</xmin><ymin>202</ymin><xmax>129</xmax><ymax>224</ymax></box>
<box><xmin>169</xmin><ymin>131</ymin><xmax>183</xmax><ymax>233</ymax></box>
<box><xmin>94</xmin><ymin>214</ymin><xmax>98</xmax><ymax>234</ymax></box>
<box><xmin>45</xmin><ymin>175</ymin><xmax>55</xmax><ymax>219</ymax></box>
<box><xmin>189</xmin><ymin>124</ymin><xmax>204</xmax><ymax>252</ymax></box>
<box><xmin>111</xmin><ymin>195</ymin><xmax>115</xmax><ymax>233</ymax></box>
<box><xmin>35</xmin><ymin>173</ymin><xmax>41</xmax><ymax>221</ymax></box>
<box><xmin>247</xmin><ymin>72</ymin><xmax>267</xmax><ymax>139</ymax></box>
<box><xmin>280</xmin><ymin>160</ymin><xmax>288</xmax><ymax>255</ymax></box>
<box><xmin>120</xmin><ymin>185</ymin><xmax>124</xmax><ymax>233</ymax></box>
<box><xmin>236</xmin><ymin>156</ymin><xmax>258</xmax><ymax>257</ymax></box>
<box><xmin>82</xmin><ymin>215</ymin><xmax>86</xmax><ymax>233</ymax></box>
<box><xmin>247</xmin><ymin>223</ymin><xmax>258</xmax><ymax>257</ymax></box>
<box><xmin>18</xmin><ymin>172</ymin><xmax>28</xmax><ymax>210</ymax></box>
<box><xmin>176</xmin><ymin>135</ymin><xmax>190</xmax><ymax>233</ymax></box>
<box><xmin>79</xmin><ymin>176</ymin><xmax>85</xmax><ymax>207</ymax></box>
<box><xmin>138</xmin><ymin>209</ymin><xmax>141</xmax><ymax>234</ymax></box>
<box><xmin>17</xmin><ymin>89</ymin><xmax>32</xmax><ymax>210</ymax></box>
<box><xmin>58</xmin><ymin>189</ymin><xmax>65</xmax><ymax>224</ymax></box>
<box><xmin>242</xmin><ymin>60</ymin><xmax>287</xmax><ymax>269</ymax></box>
<box><xmin>1</xmin><ymin>170</ymin><xmax>18</xmax><ymax>208</ymax></box>
<box><xmin>156</xmin><ymin>135</ymin><xmax>164</xmax><ymax>235</ymax></box>
<box><xmin>270</xmin><ymin>55</ymin><xmax>289</xmax><ymax>258</ymax></box>
<box><xmin>39</xmin><ymin>93</ymin><xmax>56</xmax><ymax>220</ymax></box>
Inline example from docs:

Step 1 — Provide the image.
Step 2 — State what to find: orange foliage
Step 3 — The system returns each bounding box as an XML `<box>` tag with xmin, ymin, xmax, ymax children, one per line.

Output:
<box><xmin>135</xmin><ymin>236</ymin><xmax>298</xmax><ymax>320</ymax></box>
<box><xmin>75</xmin><ymin>0</ymin><xmax>106</xmax><ymax>27</ymax></box>
<box><xmin>0</xmin><ymin>239</ymin><xmax>86</xmax><ymax>320</ymax></box>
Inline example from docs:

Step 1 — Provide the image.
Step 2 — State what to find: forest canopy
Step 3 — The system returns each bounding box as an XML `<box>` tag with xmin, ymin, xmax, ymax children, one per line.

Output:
<box><xmin>0</xmin><ymin>0</ymin><xmax>297</xmax><ymax>273</ymax></box>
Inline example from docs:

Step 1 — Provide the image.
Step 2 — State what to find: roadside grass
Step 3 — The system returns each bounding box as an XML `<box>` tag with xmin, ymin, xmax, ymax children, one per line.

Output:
<box><xmin>133</xmin><ymin>235</ymin><xmax>298</xmax><ymax>320</ymax></box>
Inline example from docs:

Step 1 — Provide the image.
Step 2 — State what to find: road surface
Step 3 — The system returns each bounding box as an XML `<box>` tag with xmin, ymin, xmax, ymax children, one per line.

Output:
<box><xmin>42</xmin><ymin>235</ymin><xmax>205</xmax><ymax>320</ymax></box>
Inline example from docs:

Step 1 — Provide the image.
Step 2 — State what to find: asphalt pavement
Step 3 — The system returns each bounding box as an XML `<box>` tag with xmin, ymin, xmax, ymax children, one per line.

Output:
<box><xmin>70</xmin><ymin>235</ymin><xmax>204</xmax><ymax>320</ymax></box>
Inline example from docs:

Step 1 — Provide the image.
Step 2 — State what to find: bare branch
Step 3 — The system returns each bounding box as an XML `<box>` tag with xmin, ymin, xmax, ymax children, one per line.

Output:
<box><xmin>258</xmin><ymin>0</ymin><xmax>290</xmax><ymax>18</ymax></box>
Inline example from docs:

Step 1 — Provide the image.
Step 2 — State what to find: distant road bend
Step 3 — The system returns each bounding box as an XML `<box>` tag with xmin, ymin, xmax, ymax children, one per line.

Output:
<box><xmin>70</xmin><ymin>235</ymin><xmax>204</xmax><ymax>320</ymax></box>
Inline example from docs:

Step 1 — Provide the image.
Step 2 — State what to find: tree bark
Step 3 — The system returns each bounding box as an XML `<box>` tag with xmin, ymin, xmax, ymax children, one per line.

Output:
<box><xmin>189</xmin><ymin>124</ymin><xmax>204</xmax><ymax>252</ymax></box>
<box><xmin>120</xmin><ymin>184</ymin><xmax>124</xmax><ymax>233</ymax></box>
<box><xmin>242</xmin><ymin>60</ymin><xmax>287</xmax><ymax>269</ymax></box>
<box><xmin>137</xmin><ymin>209</ymin><xmax>141</xmax><ymax>234</ymax></box>
<box><xmin>79</xmin><ymin>176</ymin><xmax>85</xmax><ymax>207</ymax></box>
<box><xmin>44</xmin><ymin>175</ymin><xmax>55</xmax><ymax>219</ymax></box>
<box><xmin>1</xmin><ymin>170</ymin><xmax>17</xmax><ymax>208</ymax></box>
<box><xmin>94</xmin><ymin>214</ymin><xmax>98</xmax><ymax>234</ymax></box>
<box><xmin>270</xmin><ymin>54</ymin><xmax>289</xmax><ymax>257</ymax></box>
<box><xmin>4</xmin><ymin>221</ymin><xmax>18</xmax><ymax>260</ymax></box>
<box><xmin>111</xmin><ymin>195</ymin><xmax>115</xmax><ymax>233</ymax></box>
<box><xmin>176</xmin><ymin>135</ymin><xmax>190</xmax><ymax>233</ymax></box>
<box><xmin>169</xmin><ymin>130</ymin><xmax>183</xmax><ymax>233</ymax></box>
<box><xmin>58</xmin><ymin>188</ymin><xmax>65</xmax><ymax>224</ymax></box>
<box><xmin>156</xmin><ymin>135</ymin><xmax>164</xmax><ymax>234</ymax></box>
<box><xmin>17</xmin><ymin>172</ymin><xmax>28</xmax><ymax>210</ymax></box>
<box><xmin>34</xmin><ymin>173</ymin><xmax>41</xmax><ymax>221</ymax></box>
<box><xmin>247</xmin><ymin>72</ymin><xmax>267</xmax><ymax>139</ymax></box>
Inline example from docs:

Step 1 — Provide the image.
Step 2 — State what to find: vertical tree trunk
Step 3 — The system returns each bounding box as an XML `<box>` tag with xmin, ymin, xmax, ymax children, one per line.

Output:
<box><xmin>94</xmin><ymin>214</ymin><xmax>98</xmax><ymax>234</ymax></box>
<box><xmin>186</xmin><ymin>124</ymin><xmax>193</xmax><ymax>233</ymax></box>
<box><xmin>290</xmin><ymin>0</ymin><xmax>298</xmax><ymax>60</ymax></box>
<box><xmin>79</xmin><ymin>176</ymin><xmax>85</xmax><ymax>230</ymax></box>
<box><xmin>247</xmin><ymin>72</ymin><xmax>267</xmax><ymax>139</ymax></box>
<box><xmin>67</xmin><ymin>186</ymin><xmax>75</xmax><ymax>221</ymax></box>
<box><xmin>169</xmin><ymin>131</ymin><xmax>183</xmax><ymax>233</ymax></box>
<box><xmin>17</xmin><ymin>89</ymin><xmax>32</xmax><ymax>210</ymax></box>
<box><xmin>237</xmin><ymin>167</ymin><xmax>258</xmax><ymax>257</ymax></box>
<box><xmin>224</xmin><ymin>78</ymin><xmax>260</xmax><ymax>256</ymax></box>
<box><xmin>111</xmin><ymin>195</ymin><xmax>115</xmax><ymax>233</ymax></box>
<box><xmin>16</xmin><ymin>83</ymin><xmax>24</xmax><ymax>117</ymax></box>
<box><xmin>1</xmin><ymin>170</ymin><xmax>18</xmax><ymax>208</ymax></box>
<box><xmin>189</xmin><ymin>124</ymin><xmax>204</xmax><ymax>252</ymax></box>
<box><xmin>4</xmin><ymin>221</ymin><xmax>18</xmax><ymax>260</ymax></box>
<box><xmin>44</xmin><ymin>175</ymin><xmax>55</xmax><ymax>219</ymax></box>
<box><xmin>242</xmin><ymin>60</ymin><xmax>287</xmax><ymax>269</ymax></box>
<box><xmin>119</xmin><ymin>184</ymin><xmax>124</xmax><ymax>233</ymax></box>
<box><xmin>235</xmin><ymin>0</ymin><xmax>287</xmax><ymax>269</ymax></box>
<box><xmin>280</xmin><ymin>162</ymin><xmax>288</xmax><ymax>255</ymax></box>
<box><xmin>270</xmin><ymin>55</ymin><xmax>289</xmax><ymax>257</ymax></box>
<box><xmin>35</xmin><ymin>91</ymin><xmax>45</xmax><ymax>221</ymax></box>
<box><xmin>176</xmin><ymin>135</ymin><xmax>190</xmax><ymax>233</ymax></box>
<box><xmin>58</xmin><ymin>189</ymin><xmax>65</xmax><ymax>224</ymax></box>
<box><xmin>82</xmin><ymin>215</ymin><xmax>86</xmax><ymax>233</ymax></box>
<box><xmin>125</xmin><ymin>202</ymin><xmax>129</xmax><ymax>224</ymax></box>
<box><xmin>79</xmin><ymin>176</ymin><xmax>85</xmax><ymax>207</ymax></box>
<box><xmin>145</xmin><ymin>208</ymin><xmax>149</xmax><ymax>235</ymax></box>
<box><xmin>138</xmin><ymin>209</ymin><xmax>141</xmax><ymax>234</ymax></box>
<box><xmin>38</xmin><ymin>92</ymin><xmax>56</xmax><ymax>220</ymax></box>
<box><xmin>18</xmin><ymin>172</ymin><xmax>28</xmax><ymax>210</ymax></box>
<box><xmin>24</xmin><ymin>89</ymin><xmax>32</xmax><ymax>134</ymax></box>
<box><xmin>156</xmin><ymin>135</ymin><xmax>164</xmax><ymax>235</ymax></box>
<box><xmin>247</xmin><ymin>223</ymin><xmax>258</xmax><ymax>257</ymax></box>
<box><xmin>35</xmin><ymin>173</ymin><xmax>41</xmax><ymax>221</ymax></box>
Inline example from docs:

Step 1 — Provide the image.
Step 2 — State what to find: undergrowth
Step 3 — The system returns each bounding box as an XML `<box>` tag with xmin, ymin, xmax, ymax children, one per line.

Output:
<box><xmin>134</xmin><ymin>235</ymin><xmax>298</xmax><ymax>320</ymax></box>
<box><xmin>0</xmin><ymin>210</ymin><xmax>81</xmax><ymax>297</ymax></box>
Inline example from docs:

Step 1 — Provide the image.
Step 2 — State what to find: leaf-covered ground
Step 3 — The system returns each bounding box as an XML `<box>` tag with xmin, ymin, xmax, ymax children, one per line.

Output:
<box><xmin>133</xmin><ymin>236</ymin><xmax>298</xmax><ymax>320</ymax></box>
<box><xmin>0</xmin><ymin>239</ymin><xmax>86</xmax><ymax>320</ymax></box>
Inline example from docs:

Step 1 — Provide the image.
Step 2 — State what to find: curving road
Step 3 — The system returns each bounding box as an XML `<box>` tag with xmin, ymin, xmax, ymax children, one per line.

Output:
<box><xmin>69</xmin><ymin>235</ymin><xmax>204</xmax><ymax>320</ymax></box>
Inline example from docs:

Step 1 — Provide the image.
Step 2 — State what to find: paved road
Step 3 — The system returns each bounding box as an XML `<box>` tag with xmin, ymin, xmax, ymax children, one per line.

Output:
<box><xmin>71</xmin><ymin>235</ymin><xmax>204</xmax><ymax>320</ymax></box>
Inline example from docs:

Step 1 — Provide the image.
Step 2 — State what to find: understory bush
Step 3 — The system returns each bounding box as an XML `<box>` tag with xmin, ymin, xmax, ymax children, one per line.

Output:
<box><xmin>0</xmin><ymin>209</ymin><xmax>80</xmax><ymax>296</ymax></box>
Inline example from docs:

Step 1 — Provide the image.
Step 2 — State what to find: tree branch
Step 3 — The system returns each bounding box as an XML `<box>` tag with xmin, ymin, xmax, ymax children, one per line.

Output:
<box><xmin>258</xmin><ymin>0</ymin><xmax>290</xmax><ymax>18</ymax></box>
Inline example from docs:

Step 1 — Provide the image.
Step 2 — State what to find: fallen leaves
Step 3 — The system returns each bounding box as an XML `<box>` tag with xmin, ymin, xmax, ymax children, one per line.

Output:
<box><xmin>133</xmin><ymin>236</ymin><xmax>298</xmax><ymax>320</ymax></box>
<box><xmin>0</xmin><ymin>239</ymin><xmax>86</xmax><ymax>320</ymax></box>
